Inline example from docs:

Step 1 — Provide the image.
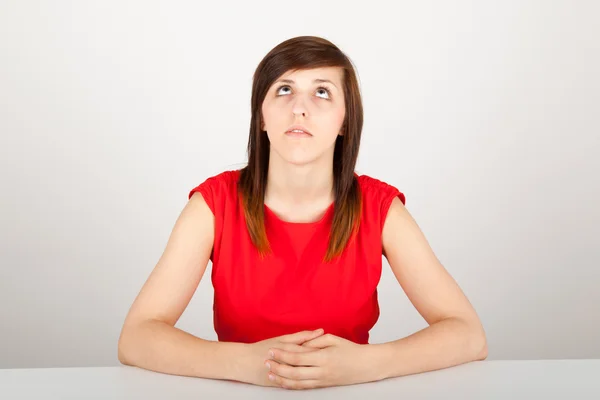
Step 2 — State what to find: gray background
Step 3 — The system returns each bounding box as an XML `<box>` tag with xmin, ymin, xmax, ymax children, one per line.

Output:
<box><xmin>1</xmin><ymin>0</ymin><xmax>598</xmax><ymax>368</ymax></box>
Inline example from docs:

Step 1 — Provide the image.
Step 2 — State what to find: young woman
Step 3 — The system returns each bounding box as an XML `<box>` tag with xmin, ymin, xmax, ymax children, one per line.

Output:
<box><xmin>118</xmin><ymin>36</ymin><xmax>487</xmax><ymax>390</ymax></box>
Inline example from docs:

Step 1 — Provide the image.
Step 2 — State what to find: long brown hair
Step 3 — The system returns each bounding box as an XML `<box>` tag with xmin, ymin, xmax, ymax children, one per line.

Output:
<box><xmin>238</xmin><ymin>36</ymin><xmax>363</xmax><ymax>263</ymax></box>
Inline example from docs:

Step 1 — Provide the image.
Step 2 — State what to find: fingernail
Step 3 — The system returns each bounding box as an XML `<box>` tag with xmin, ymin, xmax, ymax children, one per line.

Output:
<box><xmin>268</xmin><ymin>373</ymin><xmax>275</xmax><ymax>381</ymax></box>
<box><xmin>269</xmin><ymin>350</ymin><xmax>274</xmax><ymax>358</ymax></box>
<box><xmin>265</xmin><ymin>362</ymin><xmax>271</xmax><ymax>370</ymax></box>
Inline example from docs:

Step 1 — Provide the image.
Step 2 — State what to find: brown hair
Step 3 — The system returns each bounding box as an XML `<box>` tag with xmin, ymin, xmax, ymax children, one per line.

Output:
<box><xmin>238</xmin><ymin>36</ymin><xmax>363</xmax><ymax>263</ymax></box>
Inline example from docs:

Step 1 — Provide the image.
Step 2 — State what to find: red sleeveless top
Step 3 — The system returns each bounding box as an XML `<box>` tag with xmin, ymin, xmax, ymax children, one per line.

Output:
<box><xmin>188</xmin><ymin>169</ymin><xmax>405</xmax><ymax>344</ymax></box>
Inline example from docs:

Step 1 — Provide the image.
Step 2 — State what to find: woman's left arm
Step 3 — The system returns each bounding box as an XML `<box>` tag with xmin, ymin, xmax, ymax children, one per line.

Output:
<box><xmin>375</xmin><ymin>196</ymin><xmax>488</xmax><ymax>379</ymax></box>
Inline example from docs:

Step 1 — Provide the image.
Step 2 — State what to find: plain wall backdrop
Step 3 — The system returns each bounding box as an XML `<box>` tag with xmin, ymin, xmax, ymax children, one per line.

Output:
<box><xmin>1</xmin><ymin>0</ymin><xmax>599</xmax><ymax>368</ymax></box>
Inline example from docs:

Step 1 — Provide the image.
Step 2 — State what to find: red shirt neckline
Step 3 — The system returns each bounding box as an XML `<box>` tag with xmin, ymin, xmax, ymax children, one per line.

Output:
<box><xmin>263</xmin><ymin>202</ymin><xmax>335</xmax><ymax>226</ymax></box>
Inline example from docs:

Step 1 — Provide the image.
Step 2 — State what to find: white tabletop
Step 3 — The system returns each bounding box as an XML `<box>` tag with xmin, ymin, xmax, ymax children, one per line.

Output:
<box><xmin>1</xmin><ymin>360</ymin><xmax>599</xmax><ymax>399</ymax></box>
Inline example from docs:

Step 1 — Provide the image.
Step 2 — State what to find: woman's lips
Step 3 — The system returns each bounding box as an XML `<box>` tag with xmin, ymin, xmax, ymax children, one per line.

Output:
<box><xmin>285</xmin><ymin>130</ymin><xmax>312</xmax><ymax>138</ymax></box>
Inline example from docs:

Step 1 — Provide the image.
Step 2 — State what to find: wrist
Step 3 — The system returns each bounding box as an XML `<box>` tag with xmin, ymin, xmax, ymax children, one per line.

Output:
<box><xmin>225</xmin><ymin>342</ymin><xmax>254</xmax><ymax>383</ymax></box>
<box><xmin>363</xmin><ymin>343</ymin><xmax>392</xmax><ymax>382</ymax></box>
<box><xmin>201</xmin><ymin>340</ymin><xmax>251</xmax><ymax>383</ymax></box>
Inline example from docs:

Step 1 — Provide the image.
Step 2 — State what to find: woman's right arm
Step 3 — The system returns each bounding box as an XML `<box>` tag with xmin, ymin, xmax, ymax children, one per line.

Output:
<box><xmin>117</xmin><ymin>192</ymin><xmax>248</xmax><ymax>381</ymax></box>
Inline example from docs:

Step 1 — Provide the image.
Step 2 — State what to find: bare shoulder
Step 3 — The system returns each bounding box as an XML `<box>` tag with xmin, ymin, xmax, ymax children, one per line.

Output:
<box><xmin>381</xmin><ymin>197</ymin><xmax>411</xmax><ymax>256</ymax></box>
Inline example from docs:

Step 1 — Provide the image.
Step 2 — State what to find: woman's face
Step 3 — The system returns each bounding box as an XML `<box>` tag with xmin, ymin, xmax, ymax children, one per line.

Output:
<box><xmin>261</xmin><ymin>67</ymin><xmax>346</xmax><ymax>166</ymax></box>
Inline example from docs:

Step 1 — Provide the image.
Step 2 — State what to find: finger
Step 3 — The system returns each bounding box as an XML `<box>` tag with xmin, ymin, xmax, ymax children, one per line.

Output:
<box><xmin>269</xmin><ymin>347</ymin><xmax>321</xmax><ymax>367</ymax></box>
<box><xmin>265</xmin><ymin>359</ymin><xmax>321</xmax><ymax>380</ymax></box>
<box><xmin>280</xmin><ymin>329</ymin><xmax>324</xmax><ymax>344</ymax></box>
<box><xmin>268</xmin><ymin>372</ymin><xmax>321</xmax><ymax>390</ymax></box>
<box><xmin>301</xmin><ymin>333</ymin><xmax>338</xmax><ymax>348</ymax></box>
<box><xmin>301</xmin><ymin>341</ymin><xmax>324</xmax><ymax>349</ymax></box>
<box><xmin>268</xmin><ymin>344</ymin><xmax>315</xmax><ymax>367</ymax></box>
<box><xmin>279</xmin><ymin>342</ymin><xmax>316</xmax><ymax>353</ymax></box>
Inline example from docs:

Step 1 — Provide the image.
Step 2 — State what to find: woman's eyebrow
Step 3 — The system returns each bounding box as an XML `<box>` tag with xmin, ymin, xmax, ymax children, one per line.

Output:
<box><xmin>275</xmin><ymin>78</ymin><xmax>338</xmax><ymax>89</ymax></box>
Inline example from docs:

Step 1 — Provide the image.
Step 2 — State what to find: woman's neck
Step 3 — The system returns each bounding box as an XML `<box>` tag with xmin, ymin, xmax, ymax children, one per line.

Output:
<box><xmin>264</xmin><ymin>161</ymin><xmax>334</xmax><ymax>209</ymax></box>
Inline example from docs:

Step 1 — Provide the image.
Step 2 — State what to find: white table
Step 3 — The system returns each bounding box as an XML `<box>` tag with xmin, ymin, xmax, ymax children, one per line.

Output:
<box><xmin>1</xmin><ymin>360</ymin><xmax>599</xmax><ymax>399</ymax></box>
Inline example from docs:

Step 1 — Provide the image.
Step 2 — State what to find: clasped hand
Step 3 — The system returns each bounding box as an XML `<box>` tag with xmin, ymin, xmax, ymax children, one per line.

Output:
<box><xmin>262</xmin><ymin>329</ymin><xmax>378</xmax><ymax>390</ymax></box>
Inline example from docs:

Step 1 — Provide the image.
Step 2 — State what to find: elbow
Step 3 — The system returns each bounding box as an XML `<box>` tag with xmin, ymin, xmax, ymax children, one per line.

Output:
<box><xmin>117</xmin><ymin>338</ymin><xmax>129</xmax><ymax>365</ymax></box>
<box><xmin>117</xmin><ymin>343</ymin><xmax>129</xmax><ymax>365</ymax></box>
<box><xmin>459</xmin><ymin>317</ymin><xmax>488</xmax><ymax>361</ymax></box>
<box><xmin>117</xmin><ymin>327</ymin><xmax>134</xmax><ymax>366</ymax></box>
<box><xmin>472</xmin><ymin>326</ymin><xmax>488</xmax><ymax>361</ymax></box>
<box><xmin>117</xmin><ymin>319</ymin><xmax>156</xmax><ymax>366</ymax></box>
<box><xmin>475</xmin><ymin>338</ymin><xmax>488</xmax><ymax>360</ymax></box>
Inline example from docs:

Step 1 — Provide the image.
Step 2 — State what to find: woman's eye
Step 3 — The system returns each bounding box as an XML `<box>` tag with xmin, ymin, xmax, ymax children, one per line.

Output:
<box><xmin>276</xmin><ymin>85</ymin><xmax>330</xmax><ymax>100</ymax></box>
<box><xmin>277</xmin><ymin>86</ymin><xmax>292</xmax><ymax>95</ymax></box>
<box><xmin>315</xmin><ymin>88</ymin><xmax>330</xmax><ymax>99</ymax></box>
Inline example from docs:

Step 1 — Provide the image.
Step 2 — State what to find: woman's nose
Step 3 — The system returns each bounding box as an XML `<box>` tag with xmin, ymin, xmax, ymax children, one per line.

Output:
<box><xmin>291</xmin><ymin>97</ymin><xmax>308</xmax><ymax>117</ymax></box>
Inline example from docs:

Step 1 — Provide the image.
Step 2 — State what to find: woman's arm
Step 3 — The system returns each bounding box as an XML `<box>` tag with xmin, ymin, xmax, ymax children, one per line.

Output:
<box><xmin>118</xmin><ymin>319</ymin><xmax>248</xmax><ymax>380</ymax></box>
<box><xmin>369</xmin><ymin>316</ymin><xmax>487</xmax><ymax>380</ymax></box>
<box><xmin>117</xmin><ymin>192</ymin><xmax>247</xmax><ymax>382</ymax></box>
<box><xmin>378</xmin><ymin>197</ymin><xmax>487</xmax><ymax>378</ymax></box>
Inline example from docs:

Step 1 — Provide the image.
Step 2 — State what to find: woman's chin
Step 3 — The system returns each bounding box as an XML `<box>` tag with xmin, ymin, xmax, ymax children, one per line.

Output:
<box><xmin>283</xmin><ymin>155</ymin><xmax>318</xmax><ymax>166</ymax></box>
